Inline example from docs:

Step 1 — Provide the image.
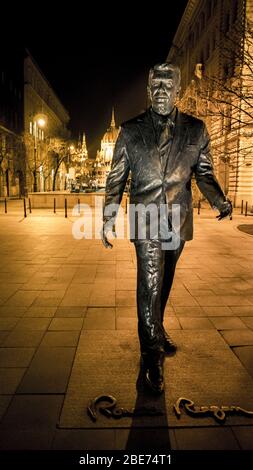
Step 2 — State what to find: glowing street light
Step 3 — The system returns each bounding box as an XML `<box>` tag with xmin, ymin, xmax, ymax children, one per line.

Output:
<box><xmin>37</xmin><ymin>117</ymin><xmax>46</xmax><ymax>128</ymax></box>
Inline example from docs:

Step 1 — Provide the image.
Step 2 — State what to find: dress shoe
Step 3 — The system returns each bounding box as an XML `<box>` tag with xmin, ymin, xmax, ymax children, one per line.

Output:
<box><xmin>163</xmin><ymin>328</ymin><xmax>177</xmax><ymax>354</ymax></box>
<box><xmin>142</xmin><ymin>352</ymin><xmax>165</xmax><ymax>394</ymax></box>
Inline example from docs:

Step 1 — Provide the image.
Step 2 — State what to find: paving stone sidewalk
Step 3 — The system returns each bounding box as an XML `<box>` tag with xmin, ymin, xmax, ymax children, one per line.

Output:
<box><xmin>0</xmin><ymin>207</ymin><xmax>253</xmax><ymax>450</ymax></box>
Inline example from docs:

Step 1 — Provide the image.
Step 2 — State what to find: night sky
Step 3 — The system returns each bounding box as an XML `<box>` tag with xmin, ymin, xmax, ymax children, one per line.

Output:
<box><xmin>7</xmin><ymin>1</ymin><xmax>188</xmax><ymax>158</ymax></box>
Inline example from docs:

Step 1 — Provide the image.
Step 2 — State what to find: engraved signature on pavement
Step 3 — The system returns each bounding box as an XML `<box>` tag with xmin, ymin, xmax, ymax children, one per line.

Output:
<box><xmin>87</xmin><ymin>394</ymin><xmax>253</xmax><ymax>423</ymax></box>
<box><xmin>174</xmin><ymin>397</ymin><xmax>253</xmax><ymax>423</ymax></box>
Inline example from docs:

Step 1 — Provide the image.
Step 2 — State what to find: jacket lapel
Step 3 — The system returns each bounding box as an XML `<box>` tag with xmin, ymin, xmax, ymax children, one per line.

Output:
<box><xmin>136</xmin><ymin>109</ymin><xmax>157</xmax><ymax>153</ymax></box>
<box><xmin>134</xmin><ymin>108</ymin><xmax>189</xmax><ymax>176</ymax></box>
<box><xmin>163</xmin><ymin>110</ymin><xmax>189</xmax><ymax>175</ymax></box>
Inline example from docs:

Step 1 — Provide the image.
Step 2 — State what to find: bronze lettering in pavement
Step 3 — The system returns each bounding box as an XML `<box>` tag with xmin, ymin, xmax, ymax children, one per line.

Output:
<box><xmin>87</xmin><ymin>395</ymin><xmax>253</xmax><ymax>423</ymax></box>
<box><xmin>87</xmin><ymin>394</ymin><xmax>164</xmax><ymax>422</ymax></box>
<box><xmin>174</xmin><ymin>397</ymin><xmax>253</xmax><ymax>423</ymax></box>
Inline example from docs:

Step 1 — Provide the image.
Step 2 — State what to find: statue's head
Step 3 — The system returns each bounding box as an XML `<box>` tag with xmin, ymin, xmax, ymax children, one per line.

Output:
<box><xmin>148</xmin><ymin>63</ymin><xmax>181</xmax><ymax>116</ymax></box>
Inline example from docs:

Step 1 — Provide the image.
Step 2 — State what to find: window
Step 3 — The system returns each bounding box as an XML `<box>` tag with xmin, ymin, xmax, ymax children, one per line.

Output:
<box><xmin>29</xmin><ymin>121</ymin><xmax>33</xmax><ymax>134</ymax></box>
<box><xmin>206</xmin><ymin>0</ymin><xmax>211</xmax><ymax>19</ymax></box>
<box><xmin>223</xmin><ymin>64</ymin><xmax>229</xmax><ymax>78</ymax></box>
<box><xmin>212</xmin><ymin>33</ymin><xmax>216</xmax><ymax>52</ymax></box>
<box><xmin>223</xmin><ymin>54</ymin><xmax>235</xmax><ymax>79</ymax></box>
<box><xmin>187</xmin><ymin>97</ymin><xmax>196</xmax><ymax>113</ymax></box>
<box><xmin>206</xmin><ymin>42</ymin><xmax>210</xmax><ymax>61</ymax></box>
<box><xmin>189</xmin><ymin>32</ymin><xmax>194</xmax><ymax>48</ymax></box>
<box><xmin>2</xmin><ymin>135</ymin><xmax>6</xmax><ymax>152</ymax></box>
<box><xmin>199</xmin><ymin>50</ymin><xmax>205</xmax><ymax>66</ymax></box>
<box><xmin>226</xmin><ymin>102</ymin><xmax>232</xmax><ymax>132</ymax></box>
<box><xmin>232</xmin><ymin>1</ymin><xmax>237</xmax><ymax>23</ymax></box>
<box><xmin>221</xmin><ymin>114</ymin><xmax>225</xmax><ymax>135</ymax></box>
<box><xmin>230</xmin><ymin>53</ymin><xmax>236</xmax><ymax>77</ymax></box>
<box><xmin>200</xmin><ymin>12</ymin><xmax>205</xmax><ymax>32</ymax></box>
<box><xmin>195</xmin><ymin>23</ymin><xmax>199</xmax><ymax>41</ymax></box>
<box><xmin>225</xmin><ymin>14</ymin><xmax>230</xmax><ymax>33</ymax></box>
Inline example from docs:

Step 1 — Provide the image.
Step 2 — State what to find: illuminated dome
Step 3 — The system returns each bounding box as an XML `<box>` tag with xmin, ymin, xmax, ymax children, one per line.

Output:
<box><xmin>94</xmin><ymin>107</ymin><xmax>120</xmax><ymax>187</ymax></box>
<box><xmin>101</xmin><ymin>108</ymin><xmax>120</xmax><ymax>145</ymax></box>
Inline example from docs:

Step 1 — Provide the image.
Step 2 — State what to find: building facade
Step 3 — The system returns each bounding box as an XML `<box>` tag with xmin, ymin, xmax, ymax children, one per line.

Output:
<box><xmin>0</xmin><ymin>49</ymin><xmax>25</xmax><ymax>197</ymax></box>
<box><xmin>94</xmin><ymin>109</ymin><xmax>120</xmax><ymax>187</ymax></box>
<box><xmin>167</xmin><ymin>0</ymin><xmax>253</xmax><ymax>207</ymax></box>
<box><xmin>24</xmin><ymin>51</ymin><xmax>70</xmax><ymax>193</ymax></box>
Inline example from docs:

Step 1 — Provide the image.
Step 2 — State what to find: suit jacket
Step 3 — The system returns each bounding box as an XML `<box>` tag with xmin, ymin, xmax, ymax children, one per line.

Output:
<box><xmin>104</xmin><ymin>107</ymin><xmax>226</xmax><ymax>241</ymax></box>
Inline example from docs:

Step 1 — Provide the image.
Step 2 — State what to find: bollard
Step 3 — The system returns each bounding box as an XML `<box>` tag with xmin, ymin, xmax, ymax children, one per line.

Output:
<box><xmin>245</xmin><ymin>201</ymin><xmax>248</xmax><ymax>216</ymax></box>
<box><xmin>125</xmin><ymin>197</ymin><xmax>128</xmax><ymax>214</ymax></box>
<box><xmin>241</xmin><ymin>200</ymin><xmax>244</xmax><ymax>215</ymax></box>
<box><xmin>28</xmin><ymin>198</ymin><xmax>32</xmax><ymax>213</ymax></box>
<box><xmin>78</xmin><ymin>198</ymin><xmax>80</xmax><ymax>215</ymax></box>
<box><xmin>198</xmin><ymin>199</ymin><xmax>201</xmax><ymax>215</ymax></box>
<box><xmin>65</xmin><ymin>198</ymin><xmax>67</xmax><ymax>218</ymax></box>
<box><xmin>23</xmin><ymin>198</ymin><xmax>27</xmax><ymax>218</ymax></box>
<box><xmin>230</xmin><ymin>201</ymin><xmax>233</xmax><ymax>221</ymax></box>
<box><xmin>4</xmin><ymin>198</ymin><xmax>7</xmax><ymax>214</ymax></box>
<box><xmin>54</xmin><ymin>198</ymin><xmax>56</xmax><ymax>214</ymax></box>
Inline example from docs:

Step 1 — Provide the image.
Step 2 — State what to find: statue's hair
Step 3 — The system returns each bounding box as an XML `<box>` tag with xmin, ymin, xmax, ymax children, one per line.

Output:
<box><xmin>148</xmin><ymin>63</ymin><xmax>181</xmax><ymax>88</ymax></box>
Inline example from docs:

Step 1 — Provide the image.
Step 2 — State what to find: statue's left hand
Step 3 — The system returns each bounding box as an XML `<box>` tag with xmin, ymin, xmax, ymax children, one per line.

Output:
<box><xmin>216</xmin><ymin>199</ymin><xmax>233</xmax><ymax>221</ymax></box>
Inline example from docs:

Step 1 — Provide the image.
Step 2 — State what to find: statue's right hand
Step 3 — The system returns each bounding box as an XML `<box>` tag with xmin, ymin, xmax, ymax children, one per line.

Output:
<box><xmin>100</xmin><ymin>223</ymin><xmax>116</xmax><ymax>249</ymax></box>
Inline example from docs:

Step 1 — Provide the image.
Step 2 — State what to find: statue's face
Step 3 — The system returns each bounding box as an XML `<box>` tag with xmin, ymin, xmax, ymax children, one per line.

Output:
<box><xmin>149</xmin><ymin>69</ymin><xmax>180</xmax><ymax>115</ymax></box>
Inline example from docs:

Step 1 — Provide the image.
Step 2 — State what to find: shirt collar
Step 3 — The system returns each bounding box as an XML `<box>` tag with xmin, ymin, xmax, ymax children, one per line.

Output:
<box><xmin>150</xmin><ymin>106</ymin><xmax>177</xmax><ymax>126</ymax></box>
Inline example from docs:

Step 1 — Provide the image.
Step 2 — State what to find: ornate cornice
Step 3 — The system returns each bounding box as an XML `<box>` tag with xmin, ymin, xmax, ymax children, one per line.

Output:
<box><xmin>167</xmin><ymin>0</ymin><xmax>202</xmax><ymax>60</ymax></box>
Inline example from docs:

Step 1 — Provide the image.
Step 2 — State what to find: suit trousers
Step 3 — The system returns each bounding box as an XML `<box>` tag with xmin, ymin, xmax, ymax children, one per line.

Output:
<box><xmin>134</xmin><ymin>238</ymin><xmax>185</xmax><ymax>353</ymax></box>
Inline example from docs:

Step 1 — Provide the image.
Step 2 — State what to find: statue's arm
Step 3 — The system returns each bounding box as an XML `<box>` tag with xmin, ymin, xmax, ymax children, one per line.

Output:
<box><xmin>102</xmin><ymin>129</ymin><xmax>130</xmax><ymax>248</ymax></box>
<box><xmin>194</xmin><ymin>123</ymin><xmax>225</xmax><ymax>209</ymax></box>
<box><xmin>104</xmin><ymin>129</ymin><xmax>130</xmax><ymax>209</ymax></box>
<box><xmin>194</xmin><ymin>123</ymin><xmax>232</xmax><ymax>219</ymax></box>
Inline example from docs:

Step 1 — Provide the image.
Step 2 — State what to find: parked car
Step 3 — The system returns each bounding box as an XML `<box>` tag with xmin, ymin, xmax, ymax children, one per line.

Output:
<box><xmin>79</xmin><ymin>183</ymin><xmax>88</xmax><ymax>193</ymax></box>
<box><xmin>70</xmin><ymin>183</ymin><xmax>80</xmax><ymax>193</ymax></box>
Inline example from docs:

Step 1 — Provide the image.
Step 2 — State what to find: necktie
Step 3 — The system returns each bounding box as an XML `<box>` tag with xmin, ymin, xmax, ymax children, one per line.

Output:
<box><xmin>158</xmin><ymin>119</ymin><xmax>174</xmax><ymax>151</ymax></box>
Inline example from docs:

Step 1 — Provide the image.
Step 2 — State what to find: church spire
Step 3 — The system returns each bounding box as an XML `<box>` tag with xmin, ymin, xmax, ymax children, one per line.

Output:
<box><xmin>110</xmin><ymin>107</ymin><xmax>115</xmax><ymax>128</ymax></box>
<box><xmin>81</xmin><ymin>132</ymin><xmax>88</xmax><ymax>158</ymax></box>
<box><xmin>78</xmin><ymin>132</ymin><xmax>81</xmax><ymax>148</ymax></box>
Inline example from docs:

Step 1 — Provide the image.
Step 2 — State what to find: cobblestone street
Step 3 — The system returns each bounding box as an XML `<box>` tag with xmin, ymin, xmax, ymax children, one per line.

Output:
<box><xmin>0</xmin><ymin>205</ymin><xmax>253</xmax><ymax>451</ymax></box>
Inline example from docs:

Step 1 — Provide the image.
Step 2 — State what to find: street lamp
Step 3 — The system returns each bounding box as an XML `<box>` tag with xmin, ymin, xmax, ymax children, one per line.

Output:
<box><xmin>33</xmin><ymin>114</ymin><xmax>47</xmax><ymax>192</ymax></box>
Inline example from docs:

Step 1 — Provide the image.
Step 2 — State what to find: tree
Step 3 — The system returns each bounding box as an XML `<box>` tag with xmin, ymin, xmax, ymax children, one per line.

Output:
<box><xmin>47</xmin><ymin>138</ymin><xmax>69</xmax><ymax>191</ymax></box>
<box><xmin>0</xmin><ymin>133</ymin><xmax>25</xmax><ymax>197</ymax></box>
<box><xmin>178</xmin><ymin>14</ymin><xmax>253</xmax><ymax>199</ymax></box>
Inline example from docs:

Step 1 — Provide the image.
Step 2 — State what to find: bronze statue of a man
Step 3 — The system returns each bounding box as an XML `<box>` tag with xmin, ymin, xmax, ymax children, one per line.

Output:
<box><xmin>101</xmin><ymin>63</ymin><xmax>232</xmax><ymax>393</ymax></box>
